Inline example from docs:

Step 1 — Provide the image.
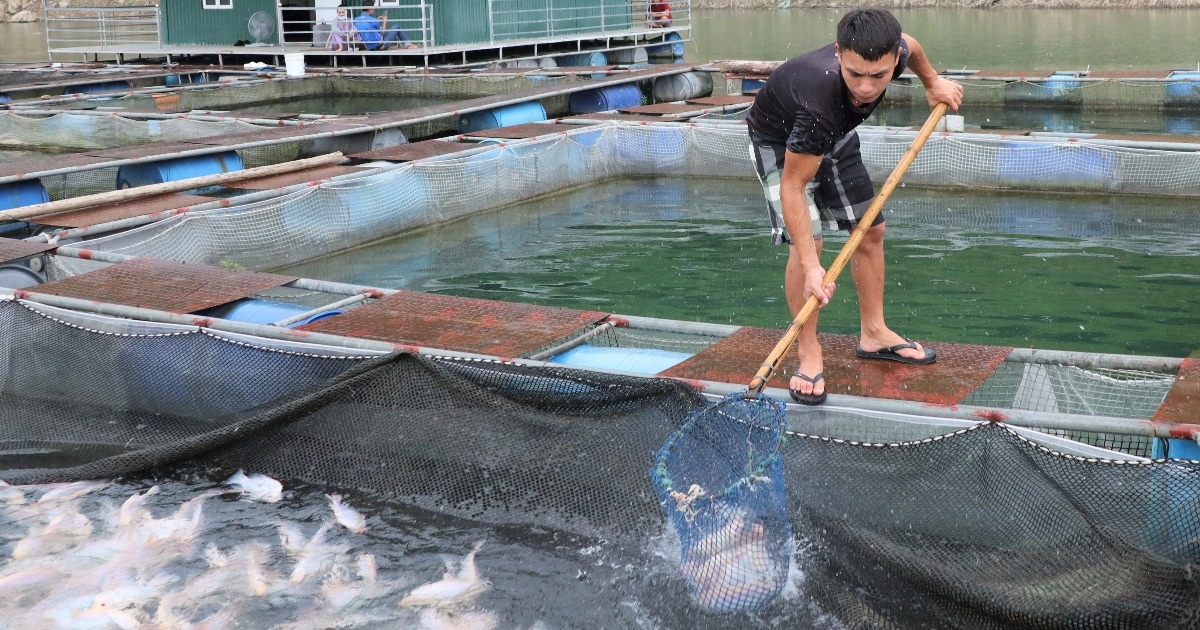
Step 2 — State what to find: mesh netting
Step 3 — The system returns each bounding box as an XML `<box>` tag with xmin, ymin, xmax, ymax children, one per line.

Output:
<box><xmin>0</xmin><ymin>111</ymin><xmax>270</xmax><ymax>152</ymax></box>
<box><xmin>786</xmin><ymin>421</ymin><xmax>1200</xmax><ymax>629</ymax></box>
<box><xmin>41</xmin><ymin>74</ymin><xmax>583</xmax><ymax>113</ymax></box>
<box><xmin>886</xmin><ymin>78</ymin><xmax>1200</xmax><ymax>111</ymax></box>
<box><xmin>49</xmin><ymin>122</ymin><xmax>1200</xmax><ymax>275</ymax></box>
<box><xmin>651</xmin><ymin>393</ymin><xmax>793</xmax><ymax>612</ymax></box>
<box><xmin>2</xmin><ymin>295</ymin><xmax>1200</xmax><ymax>627</ymax></box>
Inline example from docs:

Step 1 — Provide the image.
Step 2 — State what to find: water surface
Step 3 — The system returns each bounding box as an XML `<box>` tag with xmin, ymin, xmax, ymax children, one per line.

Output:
<box><xmin>277</xmin><ymin>177</ymin><xmax>1200</xmax><ymax>358</ymax></box>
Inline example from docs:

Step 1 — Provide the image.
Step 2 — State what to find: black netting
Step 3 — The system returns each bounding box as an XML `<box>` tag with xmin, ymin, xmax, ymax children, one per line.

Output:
<box><xmin>3</xmin><ymin>298</ymin><xmax>1200</xmax><ymax>628</ymax></box>
<box><xmin>787</xmin><ymin>423</ymin><xmax>1200</xmax><ymax>629</ymax></box>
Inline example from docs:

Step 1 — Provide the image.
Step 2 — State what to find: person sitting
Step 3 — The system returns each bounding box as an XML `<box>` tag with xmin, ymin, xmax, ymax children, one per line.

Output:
<box><xmin>354</xmin><ymin>2</ymin><xmax>419</xmax><ymax>50</ymax></box>
<box><xmin>647</xmin><ymin>1</ymin><xmax>672</xmax><ymax>28</ymax></box>
<box><xmin>327</xmin><ymin>6</ymin><xmax>361</xmax><ymax>51</ymax></box>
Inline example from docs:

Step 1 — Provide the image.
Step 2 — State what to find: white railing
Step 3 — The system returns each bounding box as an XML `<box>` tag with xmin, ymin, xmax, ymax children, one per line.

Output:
<box><xmin>485</xmin><ymin>0</ymin><xmax>688</xmax><ymax>43</ymax></box>
<box><xmin>44</xmin><ymin>6</ymin><xmax>161</xmax><ymax>50</ymax></box>
<box><xmin>279</xmin><ymin>2</ymin><xmax>435</xmax><ymax>51</ymax></box>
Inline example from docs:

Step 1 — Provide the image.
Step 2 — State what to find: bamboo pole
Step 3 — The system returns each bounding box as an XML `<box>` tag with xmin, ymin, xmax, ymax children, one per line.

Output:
<box><xmin>0</xmin><ymin>152</ymin><xmax>348</xmax><ymax>222</ymax></box>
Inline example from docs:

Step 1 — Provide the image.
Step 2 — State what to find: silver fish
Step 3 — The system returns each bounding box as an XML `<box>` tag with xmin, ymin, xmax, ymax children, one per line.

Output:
<box><xmin>399</xmin><ymin>540</ymin><xmax>489</xmax><ymax>609</ymax></box>
<box><xmin>225</xmin><ymin>470</ymin><xmax>283</xmax><ymax>503</ymax></box>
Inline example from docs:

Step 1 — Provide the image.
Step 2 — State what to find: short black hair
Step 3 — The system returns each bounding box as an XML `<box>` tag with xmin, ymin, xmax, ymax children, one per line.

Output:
<box><xmin>837</xmin><ymin>9</ymin><xmax>902</xmax><ymax>62</ymax></box>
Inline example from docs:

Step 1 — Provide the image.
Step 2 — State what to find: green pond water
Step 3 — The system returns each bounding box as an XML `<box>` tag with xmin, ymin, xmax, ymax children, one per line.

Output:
<box><xmin>277</xmin><ymin>176</ymin><xmax>1200</xmax><ymax>359</ymax></box>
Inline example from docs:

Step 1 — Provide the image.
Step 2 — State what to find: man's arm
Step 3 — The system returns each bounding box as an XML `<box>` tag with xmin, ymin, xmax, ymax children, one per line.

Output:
<box><xmin>901</xmin><ymin>33</ymin><xmax>963</xmax><ymax>112</ymax></box>
<box><xmin>780</xmin><ymin>150</ymin><xmax>834</xmax><ymax>307</ymax></box>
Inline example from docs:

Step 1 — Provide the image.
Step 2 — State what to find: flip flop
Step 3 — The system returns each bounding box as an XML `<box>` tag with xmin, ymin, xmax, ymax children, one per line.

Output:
<box><xmin>855</xmin><ymin>339</ymin><xmax>936</xmax><ymax>365</ymax></box>
<box><xmin>789</xmin><ymin>372</ymin><xmax>827</xmax><ymax>406</ymax></box>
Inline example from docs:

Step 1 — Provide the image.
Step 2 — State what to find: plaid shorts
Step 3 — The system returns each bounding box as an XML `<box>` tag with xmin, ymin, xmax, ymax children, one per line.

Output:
<box><xmin>748</xmin><ymin>130</ymin><xmax>882</xmax><ymax>246</ymax></box>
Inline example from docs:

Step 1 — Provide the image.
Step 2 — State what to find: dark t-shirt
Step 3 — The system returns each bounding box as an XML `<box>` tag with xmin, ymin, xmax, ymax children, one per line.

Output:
<box><xmin>746</xmin><ymin>41</ymin><xmax>910</xmax><ymax>155</ymax></box>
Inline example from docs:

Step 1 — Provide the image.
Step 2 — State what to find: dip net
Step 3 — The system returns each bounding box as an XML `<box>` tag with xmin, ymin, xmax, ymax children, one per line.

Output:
<box><xmin>1</xmin><ymin>297</ymin><xmax>1199</xmax><ymax>628</ymax></box>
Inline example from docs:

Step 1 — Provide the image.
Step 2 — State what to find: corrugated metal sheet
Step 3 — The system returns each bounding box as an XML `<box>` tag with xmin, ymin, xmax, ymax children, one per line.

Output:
<box><xmin>432</xmin><ymin>0</ymin><xmax>490</xmax><ymax>45</ymax></box>
<box><xmin>163</xmin><ymin>0</ymin><xmax>279</xmax><ymax>46</ymax></box>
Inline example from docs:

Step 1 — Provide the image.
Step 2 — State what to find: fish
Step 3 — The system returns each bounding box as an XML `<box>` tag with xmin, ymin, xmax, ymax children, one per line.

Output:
<box><xmin>11</xmin><ymin>502</ymin><xmax>94</xmax><ymax>559</ymax></box>
<box><xmin>326</xmin><ymin>493</ymin><xmax>367</xmax><ymax>534</ymax></box>
<box><xmin>117</xmin><ymin>485</ymin><xmax>161</xmax><ymax>527</ymax></box>
<box><xmin>677</xmin><ymin>508</ymin><xmax>783</xmax><ymax>612</ymax></box>
<box><xmin>225</xmin><ymin>470</ymin><xmax>283</xmax><ymax>503</ymax></box>
<box><xmin>399</xmin><ymin>540</ymin><xmax>489</xmax><ymax>609</ymax></box>
<box><xmin>35</xmin><ymin>480</ymin><xmax>111</xmax><ymax>505</ymax></box>
<box><xmin>290</xmin><ymin>522</ymin><xmax>350</xmax><ymax>584</ymax></box>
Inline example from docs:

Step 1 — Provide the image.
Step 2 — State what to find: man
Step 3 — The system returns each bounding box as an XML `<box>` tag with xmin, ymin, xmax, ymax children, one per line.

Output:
<box><xmin>647</xmin><ymin>1</ymin><xmax>672</xmax><ymax>28</ymax></box>
<box><xmin>745</xmin><ymin>8</ymin><xmax>963</xmax><ymax>405</ymax></box>
<box><xmin>354</xmin><ymin>2</ymin><xmax>418</xmax><ymax>51</ymax></box>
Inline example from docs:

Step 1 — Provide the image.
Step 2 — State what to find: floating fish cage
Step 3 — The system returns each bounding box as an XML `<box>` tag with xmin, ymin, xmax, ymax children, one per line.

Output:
<box><xmin>882</xmin><ymin>74</ymin><xmax>1200</xmax><ymax>111</ymax></box>
<box><xmin>27</xmin><ymin>120</ymin><xmax>1200</xmax><ymax>270</ymax></box>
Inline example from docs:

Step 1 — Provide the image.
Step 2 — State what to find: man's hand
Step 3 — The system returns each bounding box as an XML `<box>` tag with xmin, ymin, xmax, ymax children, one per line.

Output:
<box><xmin>804</xmin><ymin>265</ymin><xmax>835</xmax><ymax>307</ymax></box>
<box><xmin>926</xmin><ymin>76</ymin><xmax>963</xmax><ymax>112</ymax></box>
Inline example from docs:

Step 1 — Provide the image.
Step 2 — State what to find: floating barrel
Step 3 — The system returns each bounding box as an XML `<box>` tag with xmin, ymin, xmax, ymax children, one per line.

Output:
<box><xmin>995</xmin><ymin>142</ymin><xmax>1116</xmax><ymax>191</ymax></box>
<box><xmin>1164</xmin><ymin>71</ymin><xmax>1200</xmax><ymax>107</ymax></box>
<box><xmin>116</xmin><ymin>151</ymin><xmax>244</xmax><ymax>189</ymax></box>
<box><xmin>740</xmin><ymin>78</ymin><xmax>765</xmax><ymax>94</ymax></box>
<box><xmin>0</xmin><ymin>94</ymin><xmax>9</xmax><ymax>103</ymax></box>
<box><xmin>652</xmin><ymin>71</ymin><xmax>713</xmax><ymax>103</ymax></box>
<box><xmin>206</xmin><ymin>298</ymin><xmax>344</xmax><ymax>327</ymax></box>
<box><xmin>550</xmin><ymin>345</ymin><xmax>692</xmax><ymax>375</ymax></box>
<box><xmin>1004</xmin><ymin>72</ymin><xmax>1083</xmax><ymax>107</ymax></box>
<box><xmin>607</xmin><ymin>47</ymin><xmax>648</xmax><ymax>66</ymax></box>
<box><xmin>165</xmin><ymin>73</ymin><xmax>208</xmax><ymax>86</ymax></box>
<box><xmin>458</xmin><ymin>101</ymin><xmax>547</xmax><ymax>133</ymax></box>
<box><xmin>64</xmin><ymin>80</ymin><xmax>132</xmax><ymax>97</ymax></box>
<box><xmin>1146</xmin><ymin>439</ymin><xmax>1200</xmax><ymax>556</ymax></box>
<box><xmin>0</xmin><ymin>180</ymin><xmax>49</xmax><ymax>211</ymax></box>
<box><xmin>0</xmin><ymin>264</ymin><xmax>44</xmax><ymax>289</ymax></box>
<box><xmin>557</xmin><ymin>51</ymin><xmax>607</xmax><ymax>67</ymax></box>
<box><xmin>568</xmin><ymin>83</ymin><xmax>643</xmax><ymax>114</ymax></box>
<box><xmin>647</xmin><ymin>31</ymin><xmax>685</xmax><ymax>59</ymax></box>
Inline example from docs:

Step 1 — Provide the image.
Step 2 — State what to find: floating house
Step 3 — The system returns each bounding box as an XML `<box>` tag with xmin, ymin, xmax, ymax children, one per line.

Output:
<box><xmin>41</xmin><ymin>0</ymin><xmax>691</xmax><ymax>67</ymax></box>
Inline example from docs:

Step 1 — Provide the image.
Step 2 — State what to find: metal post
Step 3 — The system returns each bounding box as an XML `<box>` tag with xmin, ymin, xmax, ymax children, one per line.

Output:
<box><xmin>276</xmin><ymin>1</ymin><xmax>289</xmax><ymax>52</ymax></box>
<box><xmin>487</xmin><ymin>0</ymin><xmax>495</xmax><ymax>45</ymax></box>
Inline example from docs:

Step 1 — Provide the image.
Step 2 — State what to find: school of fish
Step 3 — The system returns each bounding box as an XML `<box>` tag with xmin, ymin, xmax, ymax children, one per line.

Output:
<box><xmin>0</xmin><ymin>473</ymin><xmax>499</xmax><ymax>629</ymax></box>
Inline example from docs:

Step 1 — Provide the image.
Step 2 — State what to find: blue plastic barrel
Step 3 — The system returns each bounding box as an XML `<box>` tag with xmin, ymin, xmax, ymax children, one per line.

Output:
<box><xmin>550</xmin><ymin>345</ymin><xmax>692</xmax><ymax>375</ymax></box>
<box><xmin>647</xmin><ymin>32</ymin><xmax>685</xmax><ymax>59</ymax></box>
<box><xmin>209</xmin><ymin>299</ymin><xmax>344</xmax><ymax>327</ymax></box>
<box><xmin>558</xmin><ymin>51</ymin><xmax>607</xmax><ymax>67</ymax></box>
<box><xmin>64</xmin><ymin>80</ymin><xmax>131</xmax><ymax>95</ymax></box>
<box><xmin>458</xmin><ymin>101</ymin><xmax>547</xmax><ymax>133</ymax></box>
<box><xmin>1004</xmin><ymin>72</ymin><xmax>1083</xmax><ymax>106</ymax></box>
<box><xmin>0</xmin><ymin>94</ymin><xmax>10</xmax><ymax>103</ymax></box>
<box><xmin>995</xmin><ymin>142</ymin><xmax>1116</xmax><ymax>190</ymax></box>
<box><xmin>568</xmin><ymin>84</ymin><xmax>643</xmax><ymax>114</ymax></box>
<box><xmin>0</xmin><ymin>180</ymin><xmax>49</xmax><ymax>211</ymax></box>
<box><xmin>116</xmin><ymin>151</ymin><xmax>244</xmax><ymax>189</ymax></box>
<box><xmin>1164</xmin><ymin>71</ymin><xmax>1200</xmax><ymax>107</ymax></box>
<box><xmin>741</xmin><ymin>78</ymin><xmax>765</xmax><ymax>94</ymax></box>
<box><xmin>165</xmin><ymin>73</ymin><xmax>208</xmax><ymax>86</ymax></box>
